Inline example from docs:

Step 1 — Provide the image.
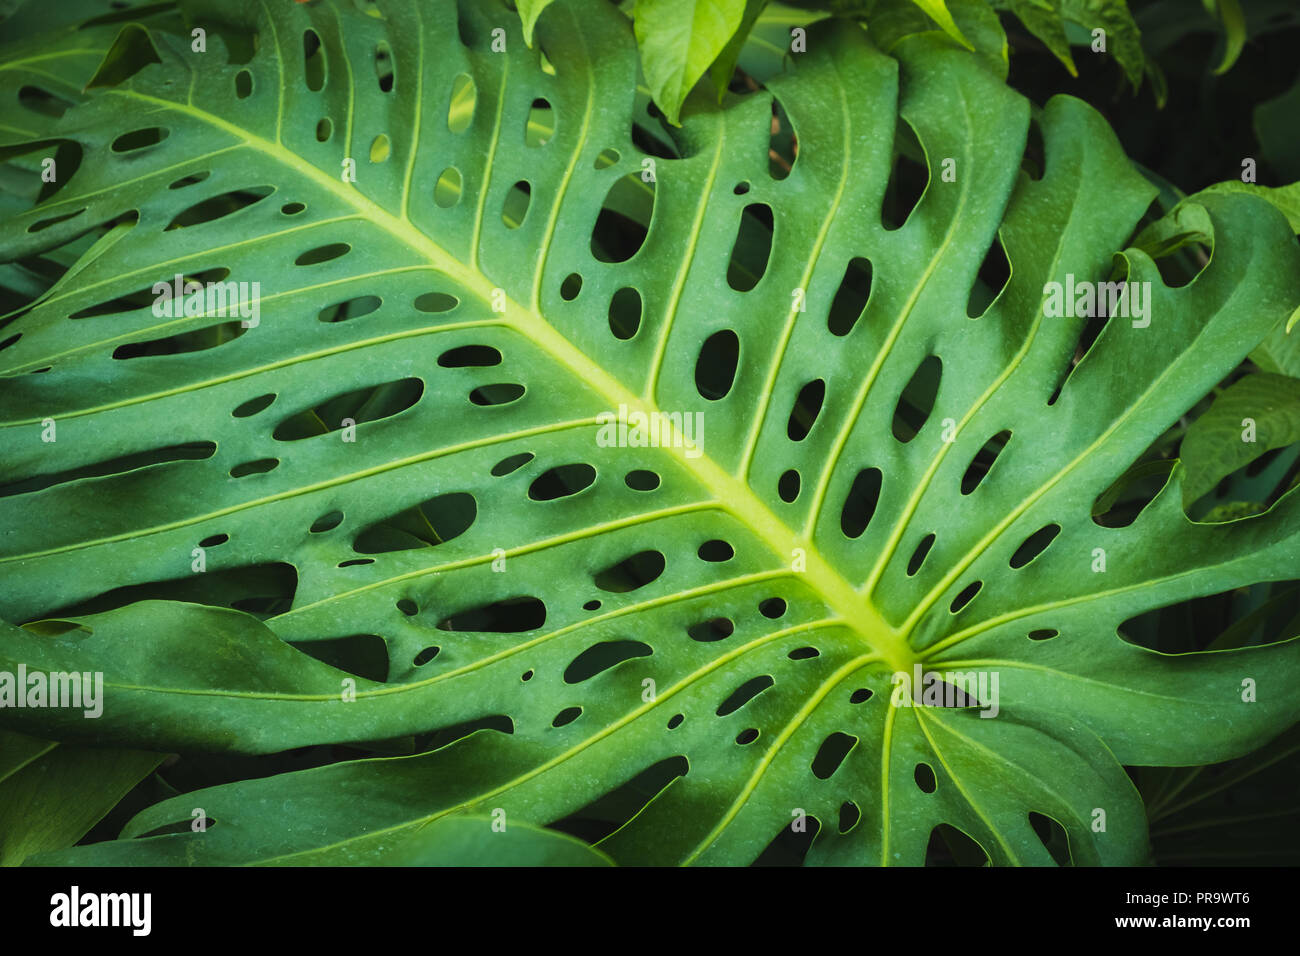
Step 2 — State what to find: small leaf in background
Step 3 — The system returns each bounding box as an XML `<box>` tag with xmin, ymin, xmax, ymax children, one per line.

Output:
<box><xmin>1181</xmin><ymin>373</ymin><xmax>1300</xmax><ymax>510</ymax></box>
<box><xmin>634</xmin><ymin>0</ymin><xmax>749</xmax><ymax>124</ymax></box>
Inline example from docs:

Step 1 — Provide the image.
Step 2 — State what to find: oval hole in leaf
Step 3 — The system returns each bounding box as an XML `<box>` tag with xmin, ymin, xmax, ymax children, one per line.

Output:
<box><xmin>303</xmin><ymin>29</ymin><xmax>325</xmax><ymax>91</ymax></box>
<box><xmin>317</xmin><ymin>295</ymin><xmax>381</xmax><ymax>323</ymax></box>
<box><xmin>447</xmin><ymin>73</ymin><xmax>476</xmax><ymax>133</ymax></box>
<box><xmin>591</xmin><ymin>173</ymin><xmax>653</xmax><ymax>263</ymax></box>
<box><xmin>553</xmin><ymin>706</ymin><xmax>582</xmax><ymax>727</ymax></box>
<box><xmin>695</xmin><ymin>329</ymin><xmax>739</xmax><ymax>401</ymax></box>
<box><xmin>229</xmin><ymin>458</ymin><xmax>278</xmax><ymax>478</ymax></box>
<box><xmin>892</xmin><ymin>355</ymin><xmax>942</xmax><ymax>442</ymax></box>
<box><xmin>111</xmin><ymin>127</ymin><xmax>168</xmax><ymax>152</ymax></box>
<box><xmin>273</xmin><ymin>378</ymin><xmax>424</xmax><ymax>440</ymax></box>
<box><xmin>787</xmin><ymin>379</ymin><xmax>825</xmax><ymax>441</ymax></box>
<box><xmin>949</xmin><ymin>580</ymin><xmax>982</xmax><ymax>614</ymax></box>
<box><xmin>593</xmin><ymin>549</ymin><xmax>665</xmax><ymax>593</ymax></box>
<box><xmin>687</xmin><ymin>617</ymin><xmax>734</xmax><ymax>642</ymax></box>
<box><xmin>491</xmin><ymin>452</ymin><xmax>533</xmax><ymax>476</ymax></box>
<box><xmin>353</xmin><ymin>491</ymin><xmax>476</xmax><ymax>553</ymax></box>
<box><xmin>294</xmin><ymin>242</ymin><xmax>351</xmax><ymax>266</ymax></box>
<box><xmin>528</xmin><ymin>463</ymin><xmax>596</xmax><ymax>500</ymax></box>
<box><xmin>914</xmin><ymin>763</ymin><xmax>937</xmax><ymax>793</ymax></box>
<box><xmin>1009</xmin><ymin>523</ymin><xmax>1061</xmax><ymax>569</ymax></box>
<box><xmin>907</xmin><ymin>532</ymin><xmax>936</xmax><ymax>576</ymax></box>
<box><xmin>437</xmin><ymin>596</ymin><xmax>546</xmax><ymax>632</ymax></box>
<box><xmin>778</xmin><ymin>469</ymin><xmax>800</xmax><ymax>502</ymax></box>
<box><xmin>608</xmin><ymin>287</ymin><xmax>642</xmax><ymax>340</ymax></box>
<box><xmin>828</xmin><ymin>257</ymin><xmax>873</xmax><ymax>336</ymax></box>
<box><xmin>232</xmin><ymin>393</ymin><xmax>275</xmax><ymax>417</ymax></box>
<box><xmin>716</xmin><ymin>675</ymin><xmax>774</xmax><ymax>716</ymax></box>
<box><xmin>438</xmin><ymin>344</ymin><xmax>500</xmax><ymax>367</ymax></box>
<box><xmin>625</xmin><ymin>469</ymin><xmax>659</xmax><ymax>491</ymax></box>
<box><xmin>374</xmin><ymin>41</ymin><xmax>393</xmax><ymax>92</ymax></box>
<box><xmin>414</xmin><ymin>292</ymin><xmax>458</xmax><ymax>313</ymax></box>
<box><xmin>526</xmin><ymin>97</ymin><xmax>554</xmax><ymax>146</ymax></box>
<box><xmin>469</xmin><ymin>383</ymin><xmax>525</xmax><ymax>406</ymax></box>
<box><xmin>841</xmin><ymin>467</ymin><xmax>882</xmax><ymax>539</ymax></box>
<box><xmin>502</xmin><ymin>180</ymin><xmax>531</xmax><ymax>228</ymax></box>
<box><xmin>698</xmin><ymin>539</ymin><xmax>733</xmax><ymax>561</ymax></box>
<box><xmin>961</xmin><ymin>429</ymin><xmax>1011</xmax><ymax>495</ymax></box>
<box><xmin>564</xmin><ymin>639</ymin><xmax>652</xmax><ymax>683</ymax></box>
<box><xmin>726</xmin><ymin>203</ymin><xmax>773</xmax><ymax>292</ymax></box>
<box><xmin>434</xmin><ymin>166</ymin><xmax>461</xmax><ymax>207</ymax></box>
<box><xmin>811</xmin><ymin>732</ymin><xmax>857</xmax><ymax>779</ymax></box>
<box><xmin>112</xmin><ymin>321</ymin><xmax>248</xmax><ymax>359</ymax></box>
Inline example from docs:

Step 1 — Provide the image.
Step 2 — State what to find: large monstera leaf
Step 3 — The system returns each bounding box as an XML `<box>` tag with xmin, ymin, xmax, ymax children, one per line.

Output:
<box><xmin>1</xmin><ymin>0</ymin><xmax>1298</xmax><ymax>867</ymax></box>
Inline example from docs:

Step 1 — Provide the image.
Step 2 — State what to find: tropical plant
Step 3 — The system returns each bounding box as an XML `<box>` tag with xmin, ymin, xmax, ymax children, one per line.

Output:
<box><xmin>0</xmin><ymin>0</ymin><xmax>1297</xmax><ymax>866</ymax></box>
